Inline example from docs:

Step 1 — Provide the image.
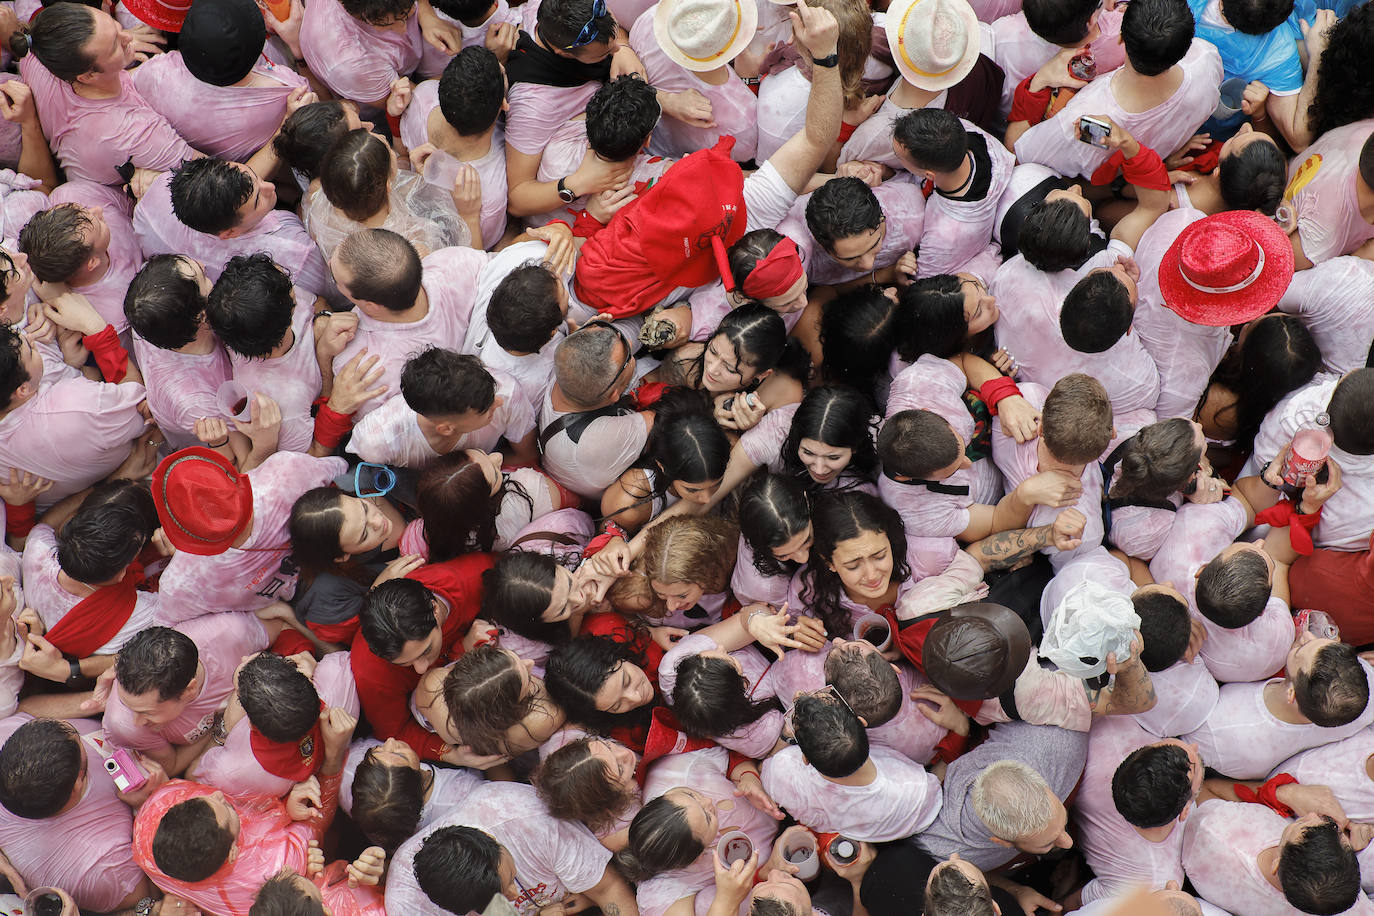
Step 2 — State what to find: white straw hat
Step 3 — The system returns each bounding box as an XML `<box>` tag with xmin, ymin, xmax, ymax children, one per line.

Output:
<box><xmin>885</xmin><ymin>0</ymin><xmax>980</xmax><ymax>90</ymax></box>
<box><xmin>654</xmin><ymin>0</ymin><xmax>760</xmax><ymax>72</ymax></box>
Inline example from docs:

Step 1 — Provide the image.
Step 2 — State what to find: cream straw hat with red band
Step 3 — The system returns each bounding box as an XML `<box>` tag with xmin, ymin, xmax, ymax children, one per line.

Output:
<box><xmin>654</xmin><ymin>0</ymin><xmax>760</xmax><ymax>72</ymax></box>
<box><xmin>885</xmin><ymin>0</ymin><xmax>981</xmax><ymax>91</ymax></box>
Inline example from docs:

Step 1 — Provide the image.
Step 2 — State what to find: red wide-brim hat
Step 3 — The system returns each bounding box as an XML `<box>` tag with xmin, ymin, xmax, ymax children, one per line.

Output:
<box><xmin>1157</xmin><ymin>209</ymin><xmax>1294</xmax><ymax>327</ymax></box>
<box><xmin>120</xmin><ymin>0</ymin><xmax>192</xmax><ymax>32</ymax></box>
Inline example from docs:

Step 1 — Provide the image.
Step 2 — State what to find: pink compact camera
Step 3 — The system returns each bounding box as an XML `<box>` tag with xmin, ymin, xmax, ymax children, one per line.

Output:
<box><xmin>104</xmin><ymin>748</ymin><xmax>147</xmax><ymax>793</ymax></box>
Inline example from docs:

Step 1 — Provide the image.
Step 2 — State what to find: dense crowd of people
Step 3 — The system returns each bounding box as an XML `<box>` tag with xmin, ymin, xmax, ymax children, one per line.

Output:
<box><xmin>1</xmin><ymin>0</ymin><xmax>1374</xmax><ymax>910</ymax></box>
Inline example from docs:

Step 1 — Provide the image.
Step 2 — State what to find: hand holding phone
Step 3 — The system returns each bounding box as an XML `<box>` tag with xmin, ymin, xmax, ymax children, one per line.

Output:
<box><xmin>1077</xmin><ymin>115</ymin><xmax>1113</xmax><ymax>147</ymax></box>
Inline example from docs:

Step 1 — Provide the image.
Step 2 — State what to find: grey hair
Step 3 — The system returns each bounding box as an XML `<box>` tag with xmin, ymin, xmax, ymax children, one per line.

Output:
<box><xmin>970</xmin><ymin>759</ymin><xmax>1054</xmax><ymax>841</ymax></box>
<box><xmin>555</xmin><ymin>326</ymin><xmax>623</xmax><ymax>408</ymax></box>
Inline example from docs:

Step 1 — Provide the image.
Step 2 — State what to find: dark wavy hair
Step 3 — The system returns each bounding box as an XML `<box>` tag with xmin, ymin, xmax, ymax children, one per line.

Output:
<box><xmin>1307</xmin><ymin>3</ymin><xmax>1374</xmax><ymax>139</ymax></box>
<box><xmin>417</xmin><ymin>450</ymin><xmax>532</xmax><ymax>558</ymax></box>
<box><xmin>479</xmin><ymin>551</ymin><xmax>579</xmax><ymax>646</ymax></box>
<box><xmin>1204</xmin><ymin>314</ymin><xmax>1320</xmax><ymax>458</ymax></box>
<box><xmin>739</xmin><ymin>473</ymin><xmax>812</xmax><ymax>579</ymax></box>
<box><xmin>801</xmin><ymin>491</ymin><xmax>910</xmax><ymax>637</ymax></box>
<box><xmin>780</xmin><ymin>386</ymin><xmax>880</xmax><ymax>490</ymax></box>
<box><xmin>672</xmin><ymin>652</ymin><xmax>782</xmax><ymax>740</ymax></box>
<box><xmin>545</xmin><ymin>636</ymin><xmax>654</xmax><ymax>733</ymax></box>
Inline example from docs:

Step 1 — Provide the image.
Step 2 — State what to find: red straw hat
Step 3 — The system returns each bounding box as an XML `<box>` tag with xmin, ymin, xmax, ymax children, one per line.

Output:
<box><xmin>120</xmin><ymin>0</ymin><xmax>193</xmax><ymax>32</ymax></box>
<box><xmin>1157</xmin><ymin>210</ymin><xmax>1294</xmax><ymax>327</ymax></box>
<box><xmin>152</xmin><ymin>447</ymin><xmax>254</xmax><ymax>556</ymax></box>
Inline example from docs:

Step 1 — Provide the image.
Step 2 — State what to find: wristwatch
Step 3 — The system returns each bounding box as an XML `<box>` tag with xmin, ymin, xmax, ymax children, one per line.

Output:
<box><xmin>557</xmin><ymin>176</ymin><xmax>577</xmax><ymax>204</ymax></box>
<box><xmin>811</xmin><ymin>52</ymin><xmax>839</xmax><ymax>68</ymax></box>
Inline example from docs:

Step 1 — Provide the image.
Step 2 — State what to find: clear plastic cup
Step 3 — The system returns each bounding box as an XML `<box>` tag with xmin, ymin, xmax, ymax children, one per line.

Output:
<box><xmin>782</xmin><ymin>830</ymin><xmax>819</xmax><ymax>881</ymax></box>
<box><xmin>852</xmin><ymin>613</ymin><xmax>892</xmax><ymax>651</ymax></box>
<box><xmin>1213</xmin><ymin>77</ymin><xmax>1248</xmax><ymax>120</ymax></box>
<box><xmin>717</xmin><ymin>830</ymin><xmax>753</xmax><ymax>866</ymax></box>
<box><xmin>216</xmin><ymin>380</ymin><xmax>253</xmax><ymax>423</ymax></box>
<box><xmin>423</xmin><ymin>150</ymin><xmax>464</xmax><ymax>191</ymax></box>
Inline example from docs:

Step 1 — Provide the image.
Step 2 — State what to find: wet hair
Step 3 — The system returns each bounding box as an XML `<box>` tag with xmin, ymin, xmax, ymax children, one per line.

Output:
<box><xmin>1222</xmin><ymin>0</ymin><xmax>1295</xmax><ymax>33</ymax></box>
<box><xmin>340</xmin><ymin>0</ymin><xmax>414</xmax><ymax>26</ymax></box>
<box><xmin>555</xmin><ymin>323</ymin><xmax>629</xmax><ymax>408</ymax></box>
<box><xmin>892</xmin><ymin>108</ymin><xmax>969</xmax><ymax>174</ymax></box>
<box><xmin>728</xmin><ymin>229</ymin><xmax>795</xmax><ymax>292</ymax></box>
<box><xmin>417</xmin><ymin>449</ymin><xmax>532</xmax><ymax>558</ymax></box>
<box><xmin>125</xmin><ymin>255</ymin><xmax>207</xmax><ymax>351</ymax></box>
<box><xmin>638</xmin><ymin>515</ymin><xmax>738</xmax><ymax>599</ymax></box>
<box><xmin>1218</xmin><ymin>137</ymin><xmax>1288</xmax><ymax>214</ymax></box>
<box><xmin>1278</xmin><ymin>817</ymin><xmax>1361</xmax><ymax>915</ymax></box>
<box><xmin>793</xmin><ymin>692</ymin><xmax>868</xmax><ymax>778</ymax></box>
<box><xmin>545</xmin><ymin>636</ymin><xmax>649</xmax><ymax>731</ymax></box>
<box><xmin>57</xmin><ymin>492</ymin><xmax>154</xmax><ymax>584</ymax></box>
<box><xmin>320</xmin><ymin>129</ymin><xmax>392</xmax><ymax>223</ymax></box>
<box><xmin>480</xmin><ymin>551</ymin><xmax>579</xmax><ymax>646</ymax></box>
<box><xmin>168</xmin><ymin>158</ymin><xmax>256</xmax><ymax>236</ymax></box>
<box><xmin>1040</xmin><ymin>373</ymin><xmax>1114</xmax><ymax>464</ymax></box>
<box><xmin>926</xmin><ymin>866</ymin><xmax>997</xmax><ymax>916</ymax></box>
<box><xmin>1107</xmin><ymin>418</ymin><xmax>1202</xmax><ymax>502</ymax></box>
<box><xmin>251</xmin><ymin>871</ymin><xmax>326</xmax><ymax>916</ymax></box>
<box><xmin>1307</xmin><ymin>4</ymin><xmax>1374</xmax><ymax>138</ymax></box>
<box><xmin>1019</xmin><ymin>199</ymin><xmax>1093</xmax><ymax>272</ymax></box>
<box><xmin>288</xmin><ymin>487</ymin><xmax>363</xmax><ymax>571</ymax></box>
<box><xmin>803</xmin><ymin>0</ymin><xmax>872</xmax><ymax>108</ymax></box>
<box><xmin>360</xmin><ymin>577</ymin><xmax>441</xmax><ymax>662</ymax></box>
<box><xmin>350</xmin><ymin>744</ymin><xmax>424</xmax><ymax>853</ymax></box>
<box><xmin>1023</xmin><ymin>0</ymin><xmax>1100</xmax><ymax>44</ymax></box>
<box><xmin>739</xmin><ymin>473</ymin><xmax>812</xmax><ymax>579</ymax></box>
<box><xmin>877</xmin><ymin>409</ymin><xmax>961</xmax><ymax>480</ymax></box>
<box><xmin>820</xmin><ymin>286</ymin><xmax>900</xmax><ymax>401</ymax></box>
<box><xmin>824</xmin><ymin>643</ymin><xmax>902</xmax><ymax>726</ymax></box>
<box><xmin>205</xmin><ymin>253</ymin><xmax>296</xmax><ymax>359</ymax></box>
<box><xmin>153</xmin><ymin>797</ymin><xmax>236</xmax><ymax>881</ymax></box>
<box><xmin>19</xmin><ymin>203</ymin><xmax>93</xmax><ymax>284</ymax></box>
<box><xmin>1061</xmin><ymin>270</ymin><xmax>1133</xmax><ymax>353</ymax></box>
<box><xmin>237</xmin><ymin>653</ymin><xmax>321</xmax><ymax>742</ymax></box>
<box><xmin>536</xmin><ymin>0</ymin><xmax>617</xmax><ymax>49</ymax></box>
<box><xmin>442</xmin><ymin>646</ymin><xmax>540</xmax><ymax>756</ymax></box>
<box><xmin>273</xmin><ymin>101</ymin><xmax>354</xmax><ymax>181</ymax></box>
<box><xmin>488</xmin><ymin>262</ymin><xmax>563</xmax><ymax>353</ymax></box>
<box><xmin>115</xmin><ymin>626</ymin><xmax>200</xmax><ymax>701</ymax></box>
<box><xmin>1195</xmin><ymin>548</ymin><xmax>1272</xmax><ymax>628</ymax></box>
<box><xmin>806</xmin><ymin>178</ymin><xmax>884</xmax><ymax>251</ymax></box>
<box><xmin>586</xmin><ymin>75</ymin><xmax>660</xmax><ymax>161</ymax></box>
<box><xmin>9</xmin><ymin>3</ymin><xmax>98</xmax><ymax>81</ymax></box>
<box><xmin>622</xmin><ymin>389</ymin><xmax>729</xmax><ymax>515</ymax></box>
<box><xmin>802</xmin><ymin>491</ymin><xmax>910</xmax><ymax>638</ymax></box>
<box><xmin>336</xmin><ymin>228</ymin><xmax>423</xmax><ymax>313</ymax></box>
<box><xmin>413</xmin><ymin>826</ymin><xmax>504</xmax><ymax>915</ymax></box>
<box><xmin>1120</xmin><ymin>0</ymin><xmax>1194</xmax><ymax>76</ymax></box>
<box><xmin>438</xmin><ymin>46</ymin><xmax>506</xmax><ymax>136</ymax></box>
<box><xmin>672</xmin><ymin>652</ymin><xmax>783</xmax><ymax>740</ymax></box>
<box><xmin>751</xmin><ymin>898</ymin><xmax>805</xmax><ymax>916</ymax></box>
<box><xmin>1111</xmin><ymin>743</ymin><xmax>1193</xmax><ymax>828</ymax></box>
<box><xmin>697</xmin><ymin>304</ymin><xmax>791</xmax><ymax>389</ymax></box>
<box><xmin>400</xmin><ymin>347</ymin><xmax>497</xmax><ymax>419</ymax></box>
<box><xmin>780</xmin><ymin>385</ymin><xmax>880</xmax><ymax>488</ymax></box>
<box><xmin>0</xmin><ymin>323</ymin><xmax>29</xmax><ymax>407</ymax></box>
<box><xmin>898</xmin><ymin>274</ymin><xmax>983</xmax><ymax>364</ymax></box>
<box><xmin>1133</xmin><ymin>588</ymin><xmax>1191</xmax><ymax>672</ymax></box>
<box><xmin>0</xmin><ymin>718</ymin><xmax>82</xmax><ymax>819</ymax></box>
<box><xmin>614</xmin><ymin>794</ymin><xmax>703</xmax><ymax>882</ymax></box>
<box><xmin>251</xmin><ymin>870</ymin><xmax>327</xmax><ymax>916</ymax></box>
<box><xmin>532</xmin><ymin>736</ymin><xmax>640</xmax><ymax>834</ymax></box>
<box><xmin>1206</xmin><ymin>315</ymin><xmax>1320</xmax><ymax>454</ymax></box>
<box><xmin>1291</xmin><ymin>642</ymin><xmax>1370</xmax><ymax>728</ymax></box>
<box><xmin>1326</xmin><ymin>368</ymin><xmax>1374</xmax><ymax>455</ymax></box>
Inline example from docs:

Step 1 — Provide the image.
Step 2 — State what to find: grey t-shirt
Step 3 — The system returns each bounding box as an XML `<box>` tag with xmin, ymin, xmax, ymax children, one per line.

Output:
<box><xmin>916</xmin><ymin>720</ymin><xmax>1089</xmax><ymax>870</ymax></box>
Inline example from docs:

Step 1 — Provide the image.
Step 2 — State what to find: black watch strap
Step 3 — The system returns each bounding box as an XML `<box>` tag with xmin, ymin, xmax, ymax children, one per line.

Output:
<box><xmin>811</xmin><ymin>52</ymin><xmax>839</xmax><ymax>68</ymax></box>
<box><xmin>557</xmin><ymin>176</ymin><xmax>576</xmax><ymax>203</ymax></box>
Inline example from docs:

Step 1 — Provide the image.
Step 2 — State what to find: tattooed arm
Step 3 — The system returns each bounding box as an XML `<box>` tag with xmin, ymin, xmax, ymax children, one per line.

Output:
<box><xmin>584</xmin><ymin>865</ymin><xmax>639</xmax><ymax>916</ymax></box>
<box><xmin>1084</xmin><ymin>632</ymin><xmax>1157</xmax><ymax>716</ymax></box>
<box><xmin>964</xmin><ymin>524</ymin><xmax>1053</xmax><ymax>571</ymax></box>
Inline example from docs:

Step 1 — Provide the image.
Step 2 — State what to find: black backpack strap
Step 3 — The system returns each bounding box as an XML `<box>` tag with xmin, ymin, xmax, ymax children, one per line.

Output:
<box><xmin>537</xmin><ymin>402</ymin><xmax>633</xmax><ymax>455</ymax></box>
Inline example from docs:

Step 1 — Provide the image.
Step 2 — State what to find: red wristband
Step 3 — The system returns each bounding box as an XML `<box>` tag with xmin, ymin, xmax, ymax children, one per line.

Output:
<box><xmin>1120</xmin><ymin>144</ymin><xmax>1171</xmax><ymax>192</ymax></box>
<box><xmin>4</xmin><ymin>500</ymin><xmax>35</xmax><ymax>538</ymax></box>
<box><xmin>572</xmin><ymin>208</ymin><xmax>606</xmax><ymax>238</ymax></box>
<box><xmin>313</xmin><ymin>403</ymin><xmax>354</xmax><ymax>450</ymax></box>
<box><xmin>386</xmin><ymin>111</ymin><xmax>403</xmax><ymax>139</ymax></box>
<box><xmin>1235</xmin><ymin>773</ymin><xmax>1297</xmax><ymax>817</ymax></box>
<box><xmin>1010</xmin><ymin>76</ymin><xmax>1054</xmax><ymax>125</ymax></box>
<box><xmin>582</xmin><ymin>522</ymin><xmax>628</xmax><ymax>559</ymax></box>
<box><xmin>978</xmin><ymin>375</ymin><xmax>1022</xmax><ymax>415</ymax></box>
<box><xmin>82</xmin><ymin>324</ymin><xmax>129</xmax><ymax>383</ymax></box>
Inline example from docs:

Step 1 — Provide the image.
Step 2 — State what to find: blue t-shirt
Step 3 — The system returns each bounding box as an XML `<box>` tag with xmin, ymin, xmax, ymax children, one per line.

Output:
<box><xmin>1190</xmin><ymin>0</ymin><xmax>1312</xmax><ymax>94</ymax></box>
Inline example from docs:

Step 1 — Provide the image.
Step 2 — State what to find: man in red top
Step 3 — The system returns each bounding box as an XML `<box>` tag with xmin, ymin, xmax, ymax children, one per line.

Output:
<box><xmin>349</xmin><ymin>553</ymin><xmax>498</xmax><ymax>765</ymax></box>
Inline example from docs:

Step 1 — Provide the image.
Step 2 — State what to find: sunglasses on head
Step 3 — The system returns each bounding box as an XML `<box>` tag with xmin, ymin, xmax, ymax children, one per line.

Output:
<box><xmin>576</xmin><ymin>319</ymin><xmax>634</xmax><ymax>401</ymax></box>
<box><xmin>565</xmin><ymin>0</ymin><xmax>610</xmax><ymax>49</ymax></box>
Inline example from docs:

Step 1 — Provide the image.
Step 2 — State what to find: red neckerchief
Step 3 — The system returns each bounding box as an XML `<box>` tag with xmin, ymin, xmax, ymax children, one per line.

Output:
<box><xmin>45</xmin><ymin>560</ymin><xmax>146</xmax><ymax>658</ymax></box>
<box><xmin>249</xmin><ymin>701</ymin><xmax>325</xmax><ymax>781</ymax></box>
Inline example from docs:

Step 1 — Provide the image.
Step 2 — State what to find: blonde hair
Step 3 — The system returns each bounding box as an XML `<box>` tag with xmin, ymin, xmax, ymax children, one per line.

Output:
<box><xmin>800</xmin><ymin>0</ymin><xmax>873</xmax><ymax>109</ymax></box>
<box><xmin>641</xmin><ymin>515</ymin><xmax>738</xmax><ymax>594</ymax></box>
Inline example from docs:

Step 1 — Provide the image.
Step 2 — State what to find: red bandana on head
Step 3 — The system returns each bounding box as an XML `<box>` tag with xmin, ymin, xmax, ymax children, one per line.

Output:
<box><xmin>249</xmin><ymin>702</ymin><xmax>325</xmax><ymax>782</ymax></box>
<box><xmin>741</xmin><ymin>237</ymin><xmax>804</xmax><ymax>301</ymax></box>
